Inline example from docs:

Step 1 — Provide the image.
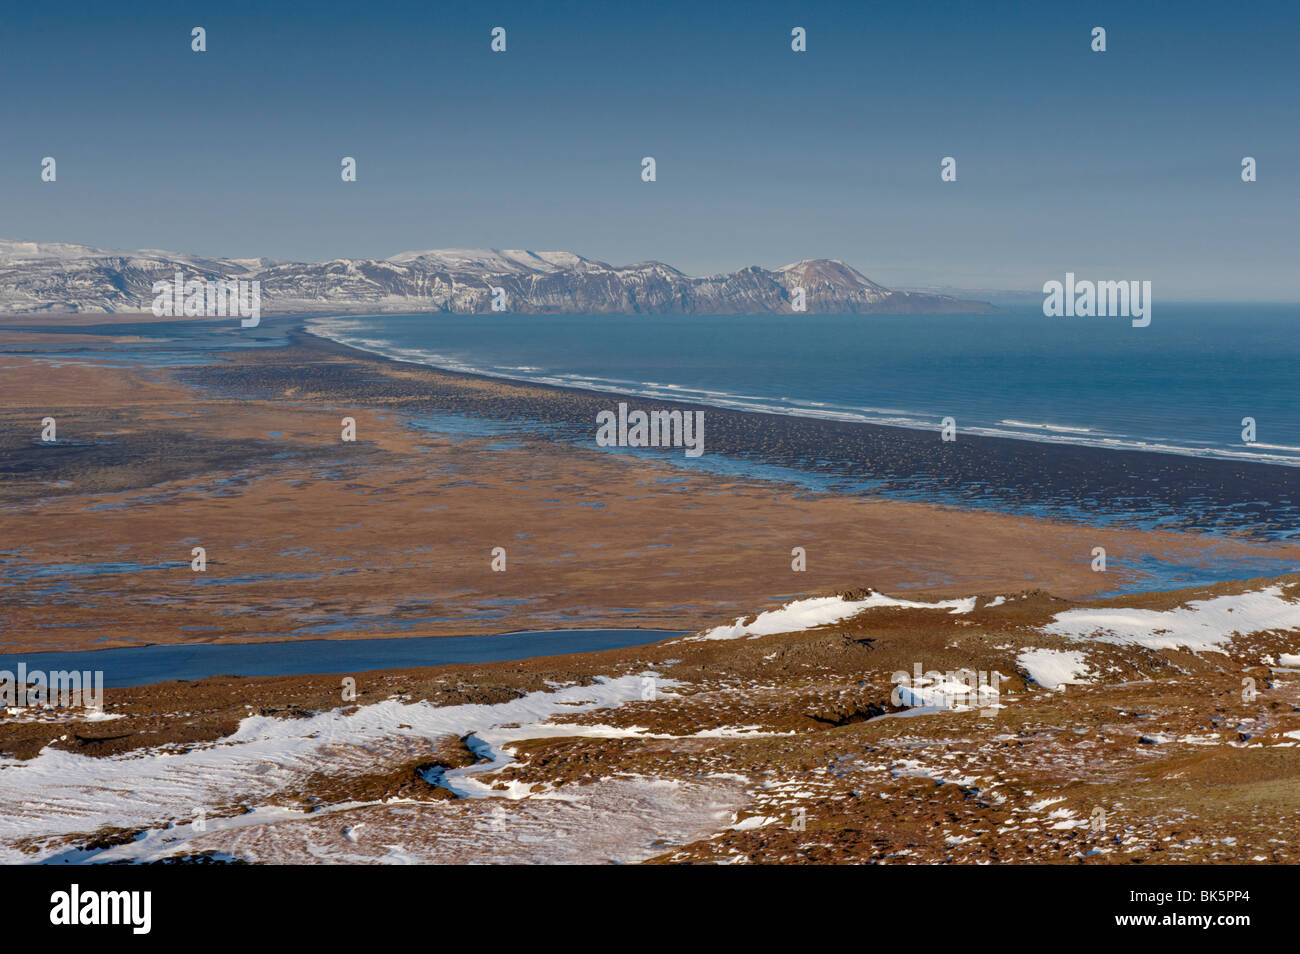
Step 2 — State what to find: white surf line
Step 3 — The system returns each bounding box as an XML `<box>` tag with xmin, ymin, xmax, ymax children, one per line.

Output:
<box><xmin>685</xmin><ymin>591</ymin><xmax>978</xmax><ymax>642</ymax></box>
<box><xmin>0</xmin><ymin>672</ymin><xmax>667</xmax><ymax>864</ymax></box>
<box><xmin>299</xmin><ymin>324</ymin><xmax>1300</xmax><ymax>469</ymax></box>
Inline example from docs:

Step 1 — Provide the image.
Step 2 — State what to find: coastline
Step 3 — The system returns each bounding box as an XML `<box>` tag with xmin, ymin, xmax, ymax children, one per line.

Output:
<box><xmin>301</xmin><ymin>309</ymin><xmax>1300</xmax><ymax>469</ymax></box>
<box><xmin>287</xmin><ymin>319</ymin><xmax>1300</xmax><ymax>541</ymax></box>
<box><xmin>8</xmin><ymin>311</ymin><xmax>1300</xmax><ymax>518</ymax></box>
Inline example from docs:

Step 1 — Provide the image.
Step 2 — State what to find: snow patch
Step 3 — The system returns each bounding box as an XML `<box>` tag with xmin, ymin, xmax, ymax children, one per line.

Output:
<box><xmin>1043</xmin><ymin>587</ymin><xmax>1300</xmax><ymax>653</ymax></box>
<box><xmin>1016</xmin><ymin>648</ymin><xmax>1094</xmax><ymax>689</ymax></box>
<box><xmin>0</xmin><ymin>673</ymin><xmax>665</xmax><ymax>863</ymax></box>
<box><xmin>690</xmin><ymin>591</ymin><xmax>977</xmax><ymax>642</ymax></box>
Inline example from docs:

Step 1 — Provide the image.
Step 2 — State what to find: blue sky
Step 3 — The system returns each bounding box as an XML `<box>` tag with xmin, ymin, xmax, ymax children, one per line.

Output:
<box><xmin>1</xmin><ymin>0</ymin><xmax>1295</xmax><ymax>298</ymax></box>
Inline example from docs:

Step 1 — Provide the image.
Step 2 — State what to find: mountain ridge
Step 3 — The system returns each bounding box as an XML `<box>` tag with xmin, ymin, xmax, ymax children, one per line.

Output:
<box><xmin>0</xmin><ymin>240</ymin><xmax>996</xmax><ymax>315</ymax></box>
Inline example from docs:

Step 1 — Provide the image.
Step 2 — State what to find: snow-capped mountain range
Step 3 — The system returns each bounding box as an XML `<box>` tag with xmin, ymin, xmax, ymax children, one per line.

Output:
<box><xmin>0</xmin><ymin>240</ymin><xmax>995</xmax><ymax>315</ymax></box>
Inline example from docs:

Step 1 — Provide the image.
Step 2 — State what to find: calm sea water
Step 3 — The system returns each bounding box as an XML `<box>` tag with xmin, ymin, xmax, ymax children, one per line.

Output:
<box><xmin>307</xmin><ymin>306</ymin><xmax>1300</xmax><ymax>466</ymax></box>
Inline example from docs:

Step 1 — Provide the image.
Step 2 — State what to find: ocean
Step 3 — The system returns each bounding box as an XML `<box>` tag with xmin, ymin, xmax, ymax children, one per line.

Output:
<box><xmin>306</xmin><ymin>306</ymin><xmax>1300</xmax><ymax>467</ymax></box>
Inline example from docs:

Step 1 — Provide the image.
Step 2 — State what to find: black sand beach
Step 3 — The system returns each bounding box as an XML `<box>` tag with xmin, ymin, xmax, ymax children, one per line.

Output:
<box><xmin>172</xmin><ymin>323</ymin><xmax>1300</xmax><ymax>541</ymax></box>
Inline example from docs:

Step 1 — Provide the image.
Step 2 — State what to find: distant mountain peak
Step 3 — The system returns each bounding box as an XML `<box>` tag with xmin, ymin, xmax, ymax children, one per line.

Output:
<box><xmin>775</xmin><ymin>259</ymin><xmax>885</xmax><ymax>291</ymax></box>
